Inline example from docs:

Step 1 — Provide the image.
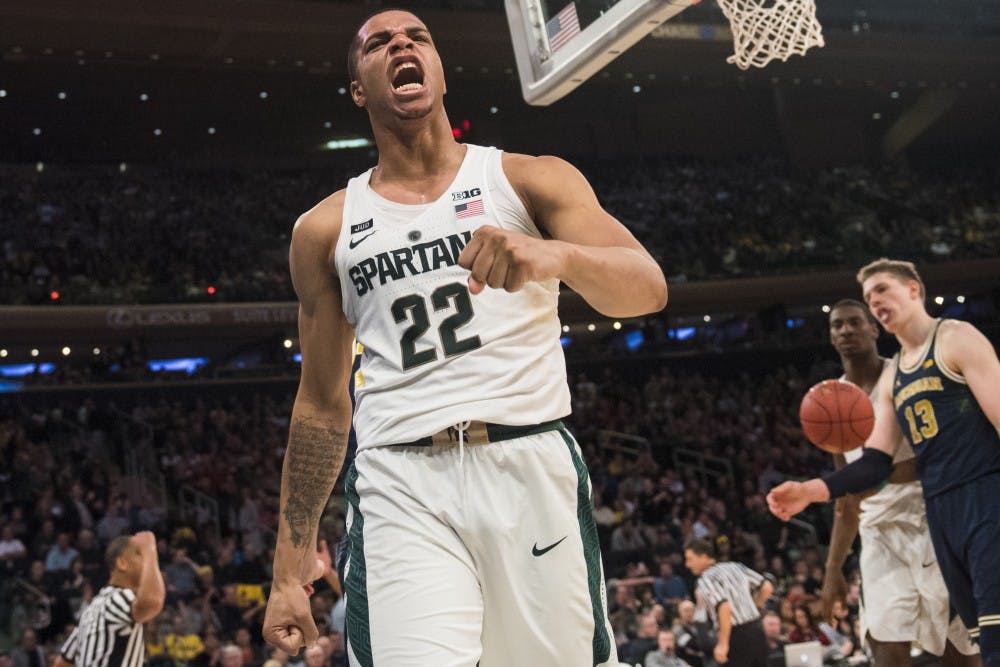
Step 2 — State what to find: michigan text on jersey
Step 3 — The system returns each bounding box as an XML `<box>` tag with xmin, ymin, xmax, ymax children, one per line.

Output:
<box><xmin>894</xmin><ymin>376</ymin><xmax>944</xmax><ymax>409</ymax></box>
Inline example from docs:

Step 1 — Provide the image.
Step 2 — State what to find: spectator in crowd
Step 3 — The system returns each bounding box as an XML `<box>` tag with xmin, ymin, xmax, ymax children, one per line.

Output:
<box><xmin>164</xmin><ymin>547</ymin><xmax>202</xmax><ymax>603</ymax></box>
<box><xmin>671</xmin><ymin>600</ymin><xmax>706</xmax><ymax>667</ymax></box>
<box><xmin>95</xmin><ymin>499</ymin><xmax>130</xmax><ymax>544</ymax></box>
<box><xmin>654</xmin><ymin>559</ymin><xmax>688</xmax><ymax>608</ymax></box>
<box><xmin>219</xmin><ymin>645</ymin><xmax>243</xmax><ymax>667</ymax></box>
<box><xmin>303</xmin><ymin>645</ymin><xmax>325</xmax><ymax>667</ymax></box>
<box><xmin>818</xmin><ymin>599</ymin><xmax>855</xmax><ymax>659</ymax></box>
<box><xmin>233</xmin><ymin>627</ymin><xmax>262</xmax><ymax>667</ymax></box>
<box><xmin>762</xmin><ymin>611</ymin><xmax>786</xmax><ymax>658</ymax></box>
<box><xmin>645</xmin><ymin>629</ymin><xmax>691</xmax><ymax>667</ymax></box>
<box><xmin>45</xmin><ymin>532</ymin><xmax>79</xmax><ymax>572</ymax></box>
<box><xmin>0</xmin><ymin>524</ymin><xmax>28</xmax><ymax>576</ymax></box>
<box><xmin>10</xmin><ymin>630</ymin><xmax>45</xmax><ymax>667</ymax></box>
<box><xmin>622</xmin><ymin>613</ymin><xmax>663</xmax><ymax>665</ymax></box>
<box><xmin>165</xmin><ymin>613</ymin><xmax>206</xmax><ymax>664</ymax></box>
<box><xmin>788</xmin><ymin>604</ymin><xmax>830</xmax><ymax>646</ymax></box>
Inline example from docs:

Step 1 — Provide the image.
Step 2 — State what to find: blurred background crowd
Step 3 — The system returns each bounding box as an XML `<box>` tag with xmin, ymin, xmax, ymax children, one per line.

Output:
<box><xmin>3</xmin><ymin>353</ymin><xmax>879</xmax><ymax>667</ymax></box>
<box><xmin>2</xmin><ymin>158</ymin><xmax>998</xmax><ymax>306</ymax></box>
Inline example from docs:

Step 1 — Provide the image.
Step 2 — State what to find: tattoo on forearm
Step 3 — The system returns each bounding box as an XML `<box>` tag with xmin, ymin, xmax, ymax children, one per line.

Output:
<box><xmin>283</xmin><ymin>416</ymin><xmax>347</xmax><ymax>547</ymax></box>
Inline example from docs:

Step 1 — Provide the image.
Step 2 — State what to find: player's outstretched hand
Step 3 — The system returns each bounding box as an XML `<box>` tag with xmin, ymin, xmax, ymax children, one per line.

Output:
<box><xmin>263</xmin><ymin>584</ymin><xmax>318</xmax><ymax>655</ymax></box>
<box><xmin>766</xmin><ymin>481</ymin><xmax>812</xmax><ymax>521</ymax></box>
<box><xmin>458</xmin><ymin>225</ymin><xmax>565</xmax><ymax>295</ymax></box>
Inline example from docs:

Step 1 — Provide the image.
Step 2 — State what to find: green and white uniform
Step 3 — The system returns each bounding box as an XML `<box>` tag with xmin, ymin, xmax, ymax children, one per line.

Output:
<box><xmin>334</xmin><ymin>144</ymin><xmax>614</xmax><ymax>667</ymax></box>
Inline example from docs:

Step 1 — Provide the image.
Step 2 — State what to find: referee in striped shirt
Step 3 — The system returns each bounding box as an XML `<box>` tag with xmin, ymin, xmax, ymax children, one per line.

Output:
<box><xmin>54</xmin><ymin>531</ymin><xmax>165</xmax><ymax>667</ymax></box>
<box><xmin>685</xmin><ymin>539</ymin><xmax>773</xmax><ymax>667</ymax></box>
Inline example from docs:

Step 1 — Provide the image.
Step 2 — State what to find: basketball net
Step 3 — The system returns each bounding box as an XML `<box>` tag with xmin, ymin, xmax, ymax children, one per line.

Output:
<box><xmin>715</xmin><ymin>0</ymin><xmax>825</xmax><ymax>69</ymax></box>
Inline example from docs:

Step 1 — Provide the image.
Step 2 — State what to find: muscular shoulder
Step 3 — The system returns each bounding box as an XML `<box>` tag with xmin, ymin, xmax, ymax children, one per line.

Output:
<box><xmin>937</xmin><ymin>318</ymin><xmax>989</xmax><ymax>374</ymax></box>
<box><xmin>291</xmin><ymin>189</ymin><xmax>347</xmax><ymax>275</ymax></box>
<box><xmin>937</xmin><ymin>318</ymin><xmax>977</xmax><ymax>344</ymax></box>
<box><xmin>501</xmin><ymin>152</ymin><xmax>579</xmax><ymax>191</ymax></box>
<box><xmin>500</xmin><ymin>152</ymin><xmax>597</xmax><ymax>223</ymax></box>
<box><xmin>293</xmin><ymin>189</ymin><xmax>346</xmax><ymax>246</ymax></box>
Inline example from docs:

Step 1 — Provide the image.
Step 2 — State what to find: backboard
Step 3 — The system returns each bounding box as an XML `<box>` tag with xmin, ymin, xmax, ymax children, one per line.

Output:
<box><xmin>505</xmin><ymin>0</ymin><xmax>698</xmax><ymax>106</ymax></box>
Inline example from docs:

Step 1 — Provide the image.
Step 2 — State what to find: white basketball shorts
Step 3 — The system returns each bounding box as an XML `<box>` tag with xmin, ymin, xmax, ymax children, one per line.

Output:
<box><xmin>859</xmin><ymin>518</ymin><xmax>978</xmax><ymax>655</ymax></box>
<box><xmin>340</xmin><ymin>422</ymin><xmax>616</xmax><ymax>666</ymax></box>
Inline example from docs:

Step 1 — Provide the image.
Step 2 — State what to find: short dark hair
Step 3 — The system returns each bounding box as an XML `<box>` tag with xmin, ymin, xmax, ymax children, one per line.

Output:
<box><xmin>346</xmin><ymin>7</ymin><xmax>422</xmax><ymax>84</ymax></box>
<box><xmin>684</xmin><ymin>538</ymin><xmax>715</xmax><ymax>558</ymax></box>
<box><xmin>105</xmin><ymin>535</ymin><xmax>132</xmax><ymax>572</ymax></box>
<box><xmin>831</xmin><ymin>298</ymin><xmax>877</xmax><ymax>325</ymax></box>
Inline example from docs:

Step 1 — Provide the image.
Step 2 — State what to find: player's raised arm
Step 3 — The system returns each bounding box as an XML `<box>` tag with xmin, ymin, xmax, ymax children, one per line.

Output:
<box><xmin>939</xmin><ymin>319</ymin><xmax>1000</xmax><ymax>435</ymax></box>
<box><xmin>265</xmin><ymin>194</ymin><xmax>356</xmax><ymax>654</ymax></box>
<box><xmin>460</xmin><ymin>153</ymin><xmax>667</xmax><ymax>318</ymax></box>
<box><xmin>768</xmin><ymin>365</ymin><xmax>902</xmax><ymax>521</ymax></box>
<box><xmin>130</xmin><ymin>531</ymin><xmax>166</xmax><ymax>623</ymax></box>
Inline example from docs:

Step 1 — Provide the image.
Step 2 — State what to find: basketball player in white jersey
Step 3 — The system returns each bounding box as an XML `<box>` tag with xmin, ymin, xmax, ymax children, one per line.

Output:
<box><xmin>261</xmin><ymin>9</ymin><xmax>667</xmax><ymax>667</ymax></box>
<box><xmin>821</xmin><ymin>299</ymin><xmax>977</xmax><ymax>667</ymax></box>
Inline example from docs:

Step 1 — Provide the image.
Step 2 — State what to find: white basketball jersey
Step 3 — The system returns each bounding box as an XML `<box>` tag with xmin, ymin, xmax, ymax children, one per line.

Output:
<box><xmin>335</xmin><ymin>144</ymin><xmax>571</xmax><ymax>450</ymax></box>
<box><xmin>843</xmin><ymin>361</ymin><xmax>925</xmax><ymax>528</ymax></box>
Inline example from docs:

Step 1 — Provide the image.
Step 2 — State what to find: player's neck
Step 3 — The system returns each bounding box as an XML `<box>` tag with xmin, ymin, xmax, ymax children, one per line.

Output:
<box><xmin>371</xmin><ymin>115</ymin><xmax>463</xmax><ymax>183</ymax></box>
<box><xmin>894</xmin><ymin>310</ymin><xmax>937</xmax><ymax>356</ymax></box>
<box><xmin>840</xmin><ymin>353</ymin><xmax>883</xmax><ymax>392</ymax></box>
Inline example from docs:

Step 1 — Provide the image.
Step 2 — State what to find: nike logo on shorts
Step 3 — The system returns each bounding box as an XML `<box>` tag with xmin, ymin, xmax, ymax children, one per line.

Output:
<box><xmin>349</xmin><ymin>231</ymin><xmax>377</xmax><ymax>249</ymax></box>
<box><xmin>532</xmin><ymin>536</ymin><xmax>567</xmax><ymax>557</ymax></box>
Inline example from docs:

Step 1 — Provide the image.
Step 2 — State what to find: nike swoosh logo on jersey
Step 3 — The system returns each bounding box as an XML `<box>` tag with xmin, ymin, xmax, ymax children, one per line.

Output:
<box><xmin>532</xmin><ymin>536</ymin><xmax>567</xmax><ymax>557</ymax></box>
<box><xmin>349</xmin><ymin>231</ymin><xmax>377</xmax><ymax>249</ymax></box>
<box><xmin>922</xmin><ymin>560</ymin><xmax>936</xmax><ymax>568</ymax></box>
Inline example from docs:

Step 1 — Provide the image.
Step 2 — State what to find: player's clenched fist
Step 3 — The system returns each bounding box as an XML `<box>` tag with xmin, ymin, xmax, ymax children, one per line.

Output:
<box><xmin>457</xmin><ymin>225</ymin><xmax>567</xmax><ymax>295</ymax></box>
<box><xmin>263</xmin><ymin>584</ymin><xmax>318</xmax><ymax>654</ymax></box>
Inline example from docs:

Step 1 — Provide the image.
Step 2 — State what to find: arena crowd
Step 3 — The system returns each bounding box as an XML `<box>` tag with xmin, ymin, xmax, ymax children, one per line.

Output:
<box><xmin>2</xmin><ymin>356</ymin><xmax>871</xmax><ymax>667</ymax></box>
<box><xmin>2</xmin><ymin>158</ymin><xmax>998</xmax><ymax>305</ymax></box>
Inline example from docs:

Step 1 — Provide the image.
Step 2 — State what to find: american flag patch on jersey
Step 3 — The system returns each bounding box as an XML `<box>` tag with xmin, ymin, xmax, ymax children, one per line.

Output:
<box><xmin>454</xmin><ymin>199</ymin><xmax>484</xmax><ymax>219</ymax></box>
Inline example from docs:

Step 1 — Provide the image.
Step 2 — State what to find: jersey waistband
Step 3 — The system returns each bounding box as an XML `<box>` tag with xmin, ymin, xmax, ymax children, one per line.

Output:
<box><xmin>392</xmin><ymin>419</ymin><xmax>564</xmax><ymax>448</ymax></box>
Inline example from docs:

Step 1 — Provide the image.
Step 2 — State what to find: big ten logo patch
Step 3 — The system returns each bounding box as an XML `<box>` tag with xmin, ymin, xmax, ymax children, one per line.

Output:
<box><xmin>451</xmin><ymin>188</ymin><xmax>482</xmax><ymax>201</ymax></box>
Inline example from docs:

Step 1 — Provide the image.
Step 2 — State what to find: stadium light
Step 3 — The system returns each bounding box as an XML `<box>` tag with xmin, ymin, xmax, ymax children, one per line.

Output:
<box><xmin>325</xmin><ymin>138</ymin><xmax>372</xmax><ymax>151</ymax></box>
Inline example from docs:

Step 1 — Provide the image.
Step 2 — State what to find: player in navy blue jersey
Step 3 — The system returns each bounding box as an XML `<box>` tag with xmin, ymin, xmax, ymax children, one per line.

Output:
<box><xmin>769</xmin><ymin>258</ymin><xmax>1000</xmax><ymax>667</ymax></box>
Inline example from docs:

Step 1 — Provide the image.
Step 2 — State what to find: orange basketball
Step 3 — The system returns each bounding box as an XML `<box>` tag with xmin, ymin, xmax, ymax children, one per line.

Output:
<box><xmin>799</xmin><ymin>379</ymin><xmax>875</xmax><ymax>454</ymax></box>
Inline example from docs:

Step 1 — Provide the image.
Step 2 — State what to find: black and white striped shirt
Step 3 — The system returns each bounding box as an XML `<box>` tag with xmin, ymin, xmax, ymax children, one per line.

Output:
<box><xmin>695</xmin><ymin>562</ymin><xmax>766</xmax><ymax>627</ymax></box>
<box><xmin>61</xmin><ymin>586</ymin><xmax>144</xmax><ymax>667</ymax></box>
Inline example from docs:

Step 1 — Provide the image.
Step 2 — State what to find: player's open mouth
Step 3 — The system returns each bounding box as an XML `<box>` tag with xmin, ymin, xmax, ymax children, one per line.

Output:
<box><xmin>874</xmin><ymin>308</ymin><xmax>890</xmax><ymax>323</ymax></box>
<box><xmin>391</xmin><ymin>59</ymin><xmax>425</xmax><ymax>93</ymax></box>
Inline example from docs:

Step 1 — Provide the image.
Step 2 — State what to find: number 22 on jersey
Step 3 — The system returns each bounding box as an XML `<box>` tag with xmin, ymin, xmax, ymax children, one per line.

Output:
<box><xmin>391</xmin><ymin>282</ymin><xmax>483</xmax><ymax>370</ymax></box>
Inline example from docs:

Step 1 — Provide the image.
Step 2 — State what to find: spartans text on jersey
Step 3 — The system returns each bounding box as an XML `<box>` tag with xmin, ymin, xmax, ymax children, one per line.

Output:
<box><xmin>348</xmin><ymin>230</ymin><xmax>473</xmax><ymax>297</ymax></box>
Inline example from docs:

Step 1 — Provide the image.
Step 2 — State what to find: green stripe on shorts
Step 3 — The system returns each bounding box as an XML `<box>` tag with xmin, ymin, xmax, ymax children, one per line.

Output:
<box><xmin>558</xmin><ymin>427</ymin><xmax>613</xmax><ymax>665</ymax></box>
<box><xmin>344</xmin><ymin>463</ymin><xmax>373</xmax><ymax>667</ymax></box>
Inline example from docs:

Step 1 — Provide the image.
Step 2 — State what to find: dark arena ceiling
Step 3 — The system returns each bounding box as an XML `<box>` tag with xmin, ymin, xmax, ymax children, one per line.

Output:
<box><xmin>1</xmin><ymin>0</ymin><xmax>999</xmax><ymax>165</ymax></box>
